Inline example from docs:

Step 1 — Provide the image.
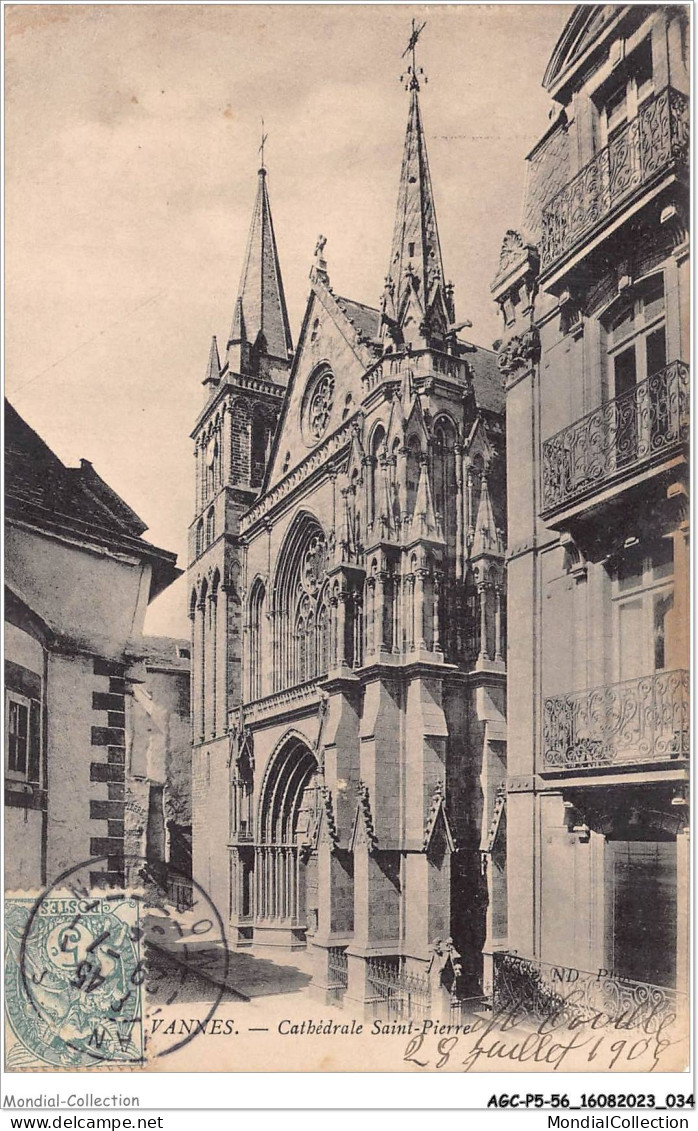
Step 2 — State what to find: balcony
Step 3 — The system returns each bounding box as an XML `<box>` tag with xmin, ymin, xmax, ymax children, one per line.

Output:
<box><xmin>541</xmin><ymin>360</ymin><xmax>689</xmax><ymax>518</ymax></box>
<box><xmin>543</xmin><ymin>669</ymin><xmax>689</xmax><ymax>773</ymax></box>
<box><xmin>540</xmin><ymin>86</ymin><xmax>689</xmax><ymax>274</ymax></box>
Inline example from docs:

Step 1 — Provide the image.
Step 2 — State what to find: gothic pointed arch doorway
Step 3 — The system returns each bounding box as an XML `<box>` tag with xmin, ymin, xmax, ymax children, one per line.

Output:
<box><xmin>255</xmin><ymin>734</ymin><xmax>321</xmax><ymax>947</ymax></box>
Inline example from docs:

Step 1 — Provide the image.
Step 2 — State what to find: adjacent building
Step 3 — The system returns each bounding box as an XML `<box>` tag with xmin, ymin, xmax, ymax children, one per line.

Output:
<box><xmin>491</xmin><ymin>3</ymin><xmax>689</xmax><ymax>1013</ymax></box>
<box><xmin>5</xmin><ymin>401</ymin><xmax>181</xmax><ymax>891</ymax></box>
<box><xmin>189</xmin><ymin>62</ymin><xmax>507</xmax><ymax>1009</ymax></box>
<box><xmin>126</xmin><ymin>635</ymin><xmax>192</xmax><ymax>890</ymax></box>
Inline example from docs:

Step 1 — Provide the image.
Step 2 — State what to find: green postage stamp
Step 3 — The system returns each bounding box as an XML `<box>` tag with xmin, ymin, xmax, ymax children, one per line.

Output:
<box><xmin>5</xmin><ymin>893</ymin><xmax>145</xmax><ymax>1070</ymax></box>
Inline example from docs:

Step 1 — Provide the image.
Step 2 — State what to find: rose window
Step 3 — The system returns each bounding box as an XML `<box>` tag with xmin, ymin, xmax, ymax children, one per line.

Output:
<box><xmin>306</xmin><ymin>370</ymin><xmax>335</xmax><ymax>440</ymax></box>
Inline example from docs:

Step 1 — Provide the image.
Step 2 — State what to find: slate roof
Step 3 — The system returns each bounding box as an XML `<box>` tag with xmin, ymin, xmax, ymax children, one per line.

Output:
<box><xmin>141</xmin><ymin>635</ymin><xmax>191</xmax><ymax>672</ymax></box>
<box><xmin>465</xmin><ymin>343</ymin><xmax>505</xmax><ymax>415</ymax></box>
<box><xmin>5</xmin><ymin>399</ymin><xmax>180</xmax><ymax>601</ymax></box>
<box><xmin>334</xmin><ymin>296</ymin><xmax>381</xmax><ymax>344</ymax></box>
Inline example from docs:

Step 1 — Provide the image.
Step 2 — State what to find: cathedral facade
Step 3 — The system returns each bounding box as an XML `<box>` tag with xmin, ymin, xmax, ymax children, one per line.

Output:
<box><xmin>188</xmin><ymin>66</ymin><xmax>506</xmax><ymax>1008</ymax></box>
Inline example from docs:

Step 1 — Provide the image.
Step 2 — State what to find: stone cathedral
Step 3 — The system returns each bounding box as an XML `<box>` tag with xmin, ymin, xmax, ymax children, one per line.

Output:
<box><xmin>188</xmin><ymin>59</ymin><xmax>507</xmax><ymax>1007</ymax></box>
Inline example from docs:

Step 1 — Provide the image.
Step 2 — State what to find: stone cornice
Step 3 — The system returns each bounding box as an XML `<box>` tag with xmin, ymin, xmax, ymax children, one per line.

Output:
<box><xmin>190</xmin><ymin>372</ymin><xmax>287</xmax><ymax>438</ymax></box>
<box><xmin>240</xmin><ymin>414</ymin><xmax>363</xmax><ymax>537</ymax></box>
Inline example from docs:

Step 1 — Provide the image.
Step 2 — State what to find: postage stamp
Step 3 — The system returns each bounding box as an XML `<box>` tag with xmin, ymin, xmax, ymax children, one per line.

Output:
<box><xmin>6</xmin><ymin>892</ymin><xmax>144</xmax><ymax>1070</ymax></box>
<box><xmin>4</xmin><ymin>855</ymin><xmax>231</xmax><ymax>1070</ymax></box>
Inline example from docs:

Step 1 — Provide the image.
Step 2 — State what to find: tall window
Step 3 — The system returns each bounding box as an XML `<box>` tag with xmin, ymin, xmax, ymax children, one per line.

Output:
<box><xmin>597</xmin><ymin>37</ymin><xmax>654</xmax><ymax>148</ymax></box>
<box><xmin>607</xmin><ymin>274</ymin><xmax>666</xmax><ymax>397</ymax></box>
<box><xmin>433</xmin><ymin>419</ymin><xmax>458</xmax><ymax>550</ymax></box>
<box><xmin>613</xmin><ymin>538</ymin><xmax>674</xmax><ymax>682</ymax></box>
<box><xmin>369</xmin><ymin>426</ymin><xmax>386</xmax><ymax>529</ymax></box>
<box><xmin>406</xmin><ymin>435</ymin><xmax>422</xmax><ymax>518</ymax></box>
<box><xmin>604</xmin><ymin>837</ymin><xmax>676</xmax><ymax>988</ymax></box>
<box><xmin>206</xmin><ymin>507</ymin><xmax>216</xmax><ymax>547</ymax></box>
<box><xmin>205</xmin><ymin>435</ymin><xmax>219</xmax><ymax>498</ymax></box>
<box><xmin>249</xmin><ymin>581</ymin><xmax>266</xmax><ymax>700</ymax></box>
<box><xmin>196</xmin><ymin>519</ymin><xmax>204</xmax><ymax>557</ymax></box>
<box><xmin>274</xmin><ymin>518</ymin><xmax>331</xmax><ymax>690</ymax></box>
<box><xmin>6</xmin><ymin>692</ymin><xmax>30</xmax><ymax>778</ymax></box>
<box><xmin>605</xmin><ymin>274</ymin><xmax>667</xmax><ymax>469</ymax></box>
<box><xmin>250</xmin><ymin>413</ymin><xmax>268</xmax><ymax>489</ymax></box>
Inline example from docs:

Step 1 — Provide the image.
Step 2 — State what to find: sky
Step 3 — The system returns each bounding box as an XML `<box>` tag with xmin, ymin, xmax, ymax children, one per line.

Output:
<box><xmin>5</xmin><ymin>2</ymin><xmax>570</xmax><ymax>637</ymax></box>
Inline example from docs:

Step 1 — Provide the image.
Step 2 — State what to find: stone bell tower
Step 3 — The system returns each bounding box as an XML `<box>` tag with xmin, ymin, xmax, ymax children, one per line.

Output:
<box><xmin>188</xmin><ymin>159</ymin><xmax>293</xmax><ymax>917</ymax></box>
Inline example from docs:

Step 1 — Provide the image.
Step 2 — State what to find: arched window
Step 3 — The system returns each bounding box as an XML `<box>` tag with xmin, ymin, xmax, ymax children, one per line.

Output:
<box><xmin>391</xmin><ymin>437</ymin><xmax>402</xmax><ymax>523</ymax></box>
<box><xmin>196</xmin><ymin>519</ymin><xmax>204</xmax><ymax>557</ymax></box>
<box><xmin>251</xmin><ymin>411</ymin><xmax>268</xmax><ymax>489</ymax></box>
<box><xmin>206</xmin><ymin>506</ymin><xmax>216</xmax><ymax>546</ymax></box>
<box><xmin>317</xmin><ymin>600</ymin><xmax>330</xmax><ymax>675</ymax></box>
<box><xmin>199</xmin><ymin>577</ymin><xmax>208</xmax><ymax>739</ymax></box>
<box><xmin>205</xmin><ymin>434</ymin><xmax>219</xmax><ymax>498</ymax></box>
<box><xmin>369</xmin><ymin>425</ymin><xmax>386</xmax><ymax>529</ymax></box>
<box><xmin>274</xmin><ymin>515</ymin><xmax>330</xmax><ymax>690</ymax></box>
<box><xmin>406</xmin><ymin>435</ymin><xmax>422</xmax><ymax>517</ymax></box>
<box><xmin>433</xmin><ymin>418</ymin><xmax>458</xmax><ymax>553</ymax></box>
<box><xmin>294</xmin><ymin>601</ymin><xmax>309</xmax><ymax>685</ymax></box>
<box><xmin>209</xmin><ymin>571</ymin><xmax>220</xmax><ymax>735</ymax></box>
<box><xmin>249</xmin><ymin>580</ymin><xmax>266</xmax><ymax>700</ymax></box>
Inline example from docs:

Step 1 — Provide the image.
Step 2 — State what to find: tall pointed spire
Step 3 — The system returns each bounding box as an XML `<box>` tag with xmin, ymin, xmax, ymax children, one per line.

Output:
<box><xmin>381</xmin><ymin>25</ymin><xmax>455</xmax><ymax>350</ymax></box>
<box><xmin>227</xmin><ymin>164</ymin><xmax>293</xmax><ymax>374</ymax></box>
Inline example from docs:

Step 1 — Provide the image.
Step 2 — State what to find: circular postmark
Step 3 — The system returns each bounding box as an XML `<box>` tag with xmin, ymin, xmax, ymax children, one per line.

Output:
<box><xmin>7</xmin><ymin>856</ymin><xmax>230</xmax><ymax>1069</ymax></box>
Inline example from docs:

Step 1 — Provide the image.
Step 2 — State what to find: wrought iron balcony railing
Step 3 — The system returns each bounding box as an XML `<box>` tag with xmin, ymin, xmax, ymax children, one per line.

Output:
<box><xmin>543</xmin><ymin>669</ymin><xmax>689</xmax><ymax>772</ymax></box>
<box><xmin>540</xmin><ymin>86</ymin><xmax>689</xmax><ymax>273</ymax></box>
<box><xmin>493</xmin><ymin>952</ymin><xmax>685</xmax><ymax>1036</ymax></box>
<box><xmin>541</xmin><ymin>360</ymin><xmax>689</xmax><ymax>515</ymax></box>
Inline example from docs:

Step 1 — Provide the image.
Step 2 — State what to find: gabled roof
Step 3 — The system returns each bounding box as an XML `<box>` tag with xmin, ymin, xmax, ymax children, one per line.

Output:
<box><xmin>228</xmin><ymin>168</ymin><xmax>293</xmax><ymax>362</ymax></box>
<box><xmin>543</xmin><ymin>5</ymin><xmax>622</xmax><ymax>97</ymax></box>
<box><xmin>262</xmin><ymin>276</ymin><xmax>376</xmax><ymax>491</ymax></box>
<box><xmin>5</xmin><ymin>400</ymin><xmax>180</xmax><ymax>602</ymax></box>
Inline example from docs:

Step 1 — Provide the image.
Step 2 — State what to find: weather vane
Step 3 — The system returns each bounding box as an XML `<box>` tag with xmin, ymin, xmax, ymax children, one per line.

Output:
<box><xmin>259</xmin><ymin>116</ymin><xmax>268</xmax><ymax>170</ymax></box>
<box><xmin>400</xmin><ymin>17</ymin><xmax>427</xmax><ymax>90</ymax></box>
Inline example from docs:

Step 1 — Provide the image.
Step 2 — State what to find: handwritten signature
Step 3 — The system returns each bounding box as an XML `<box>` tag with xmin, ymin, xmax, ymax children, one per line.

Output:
<box><xmin>402</xmin><ymin>996</ymin><xmax>683</xmax><ymax>1072</ymax></box>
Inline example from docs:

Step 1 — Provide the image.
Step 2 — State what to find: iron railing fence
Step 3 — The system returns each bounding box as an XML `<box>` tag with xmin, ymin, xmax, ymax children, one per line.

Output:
<box><xmin>327</xmin><ymin>946</ymin><xmax>349</xmax><ymax>1006</ymax></box>
<box><xmin>366</xmin><ymin>959</ymin><xmax>432</xmax><ymax>1022</ymax></box>
<box><xmin>493</xmin><ymin>952</ymin><xmax>686</xmax><ymax>1035</ymax></box>
<box><xmin>540</xmin><ymin>86</ymin><xmax>689</xmax><ymax>272</ymax></box>
<box><xmin>543</xmin><ymin>669</ymin><xmax>689</xmax><ymax>771</ymax></box>
<box><xmin>166</xmin><ymin>876</ymin><xmax>194</xmax><ymax>913</ymax></box>
<box><xmin>541</xmin><ymin>360</ymin><xmax>689</xmax><ymax>515</ymax></box>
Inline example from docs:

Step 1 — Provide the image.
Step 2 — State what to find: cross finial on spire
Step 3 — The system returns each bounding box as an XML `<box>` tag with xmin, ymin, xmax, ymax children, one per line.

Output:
<box><xmin>400</xmin><ymin>17</ymin><xmax>427</xmax><ymax>90</ymax></box>
<box><xmin>258</xmin><ymin>116</ymin><xmax>268</xmax><ymax>173</ymax></box>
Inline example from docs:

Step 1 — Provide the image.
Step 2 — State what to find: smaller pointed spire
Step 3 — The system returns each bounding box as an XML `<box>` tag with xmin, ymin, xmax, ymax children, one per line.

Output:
<box><xmin>411</xmin><ymin>459</ymin><xmax>442</xmax><ymax>542</ymax></box>
<box><xmin>203</xmin><ymin>335</ymin><xmax>221</xmax><ymax>389</ymax></box>
<box><xmin>471</xmin><ymin>469</ymin><xmax>503</xmax><ymax>559</ymax></box>
<box><xmin>229</xmin><ymin>297</ymin><xmax>247</xmax><ymax>347</ymax></box>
